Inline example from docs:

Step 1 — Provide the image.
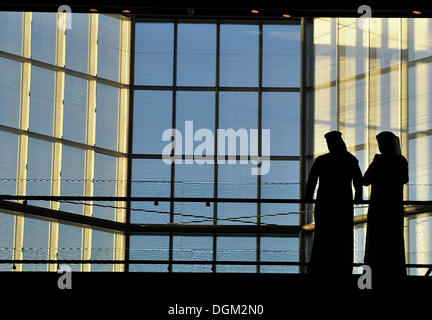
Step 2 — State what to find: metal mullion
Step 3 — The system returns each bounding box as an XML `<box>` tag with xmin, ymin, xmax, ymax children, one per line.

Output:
<box><xmin>168</xmin><ymin>20</ymin><xmax>178</xmax><ymax>273</ymax></box>
<box><xmin>81</xmin><ymin>13</ymin><xmax>99</xmax><ymax>272</ymax></box>
<box><xmin>113</xmin><ymin>15</ymin><xmax>132</xmax><ymax>272</ymax></box>
<box><xmin>13</xmin><ymin>11</ymin><xmax>32</xmax><ymax>272</ymax></box>
<box><xmin>400</xmin><ymin>18</ymin><xmax>410</xmax><ymax>274</ymax></box>
<box><xmin>256</xmin><ymin>22</ymin><xmax>263</xmax><ymax>273</ymax></box>
<box><xmin>125</xmin><ymin>15</ymin><xmax>136</xmax><ymax>273</ymax></box>
<box><xmin>299</xmin><ymin>17</ymin><xmax>307</xmax><ymax>274</ymax></box>
<box><xmin>212</xmin><ymin>20</ymin><xmax>220</xmax><ymax>273</ymax></box>
<box><xmin>47</xmin><ymin>12</ymin><xmax>66</xmax><ymax>272</ymax></box>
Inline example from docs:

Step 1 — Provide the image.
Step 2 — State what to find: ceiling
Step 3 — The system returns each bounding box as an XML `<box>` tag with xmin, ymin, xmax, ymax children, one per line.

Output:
<box><xmin>0</xmin><ymin>3</ymin><xmax>431</xmax><ymax>19</ymax></box>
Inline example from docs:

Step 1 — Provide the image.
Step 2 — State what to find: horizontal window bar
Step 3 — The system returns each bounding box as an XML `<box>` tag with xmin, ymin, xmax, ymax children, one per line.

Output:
<box><xmin>131</xmin><ymin>154</ymin><xmax>300</xmax><ymax>161</ymax></box>
<box><xmin>2</xmin><ymin>196</ymin><xmax>432</xmax><ymax>206</ymax></box>
<box><xmin>0</xmin><ymin>124</ymin><xmax>127</xmax><ymax>158</ymax></box>
<box><xmin>0</xmin><ymin>50</ymin><xmax>129</xmax><ymax>89</ymax></box>
<box><xmin>133</xmin><ymin>85</ymin><xmax>300</xmax><ymax>92</ymax></box>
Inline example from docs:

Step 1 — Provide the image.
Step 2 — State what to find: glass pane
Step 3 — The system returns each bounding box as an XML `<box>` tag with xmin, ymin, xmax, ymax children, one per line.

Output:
<box><xmin>219</xmin><ymin>92</ymin><xmax>258</xmax><ymax>157</ymax></box>
<box><xmin>60</xmin><ymin>145</ymin><xmax>85</xmax><ymax>215</ymax></box>
<box><xmin>93</xmin><ymin>152</ymin><xmax>116</xmax><ymax>221</ymax></box>
<box><xmin>408</xmin><ymin>215</ymin><xmax>432</xmax><ymax>276</ymax></box>
<box><xmin>29</xmin><ymin>66</ymin><xmax>55</xmax><ymax>136</ymax></box>
<box><xmin>134</xmin><ymin>23</ymin><xmax>174</xmax><ymax>85</ymax></box>
<box><xmin>130</xmin><ymin>235</ymin><xmax>169</xmax><ymax>272</ymax></box>
<box><xmin>260</xmin><ymin>237</ymin><xmax>298</xmax><ymax>273</ymax></box>
<box><xmin>133</xmin><ymin>90</ymin><xmax>172</xmax><ymax>154</ymax></box>
<box><xmin>261</xmin><ymin>161</ymin><xmax>299</xmax><ymax>225</ymax></box>
<box><xmin>131</xmin><ymin>159</ymin><xmax>171</xmax><ymax>224</ymax></box>
<box><xmin>263</xmin><ymin>24</ymin><xmax>300</xmax><ymax>87</ymax></box>
<box><xmin>313</xmin><ymin>18</ymin><xmax>338</xmax><ymax>86</ymax></box>
<box><xmin>216</xmin><ymin>237</ymin><xmax>256</xmax><ymax>273</ymax></box>
<box><xmin>353</xmin><ymin>226</ymin><xmax>366</xmax><ymax>274</ymax></box>
<box><xmin>177</xmin><ymin>24</ymin><xmax>216</xmax><ymax>86</ymax></box>
<box><xmin>31</xmin><ymin>12</ymin><xmax>57</xmax><ymax>65</ymax></box>
<box><xmin>409</xmin><ymin>18</ymin><xmax>432</xmax><ymax>61</ymax></box>
<box><xmin>173</xmin><ymin>236</ymin><xmax>213</xmax><ymax>272</ymax></box>
<box><xmin>0</xmin><ymin>131</ymin><xmax>17</xmax><ymax>270</ymax></box>
<box><xmin>0</xmin><ymin>208</ymin><xmax>14</xmax><ymax>271</ymax></box>
<box><xmin>408</xmin><ymin>62</ymin><xmax>432</xmax><ymax>134</ymax></box>
<box><xmin>0</xmin><ymin>12</ymin><xmax>22</xmax><ymax>55</ymax></box>
<box><xmin>174</xmin><ymin>163</ymin><xmax>214</xmax><ymax>224</ymax></box>
<box><xmin>0</xmin><ymin>131</ymin><xmax>18</xmax><ymax>195</ymax></box>
<box><xmin>0</xmin><ymin>57</ymin><xmax>21</xmax><ymax>129</ymax></box>
<box><xmin>24</xmin><ymin>138</ymin><xmax>52</xmax><ymax>271</ymax></box>
<box><xmin>58</xmin><ymin>224</ymin><xmax>82</xmax><ymax>271</ymax></box>
<box><xmin>65</xmin><ymin>13</ymin><xmax>89</xmax><ymax>73</ymax></box>
<box><xmin>409</xmin><ymin>136</ymin><xmax>432</xmax><ymax>202</ymax></box>
<box><xmin>371</xmin><ymin>19</ymin><xmax>401</xmax><ymax>69</ymax></box>
<box><xmin>220</xmin><ymin>24</ymin><xmax>259</xmax><ymax>87</ymax></box>
<box><xmin>22</xmin><ymin>217</ymin><xmax>49</xmax><ymax>271</ymax></box>
<box><xmin>97</xmin><ymin>15</ymin><xmax>120</xmax><ymax>82</ymax></box>
<box><xmin>91</xmin><ymin>229</ymin><xmax>114</xmax><ymax>271</ymax></box>
<box><xmin>63</xmin><ymin>75</ymin><xmax>87</xmax><ymax>143</ymax></box>
<box><xmin>95</xmin><ymin>83</ymin><xmax>118</xmax><ymax>150</ymax></box>
<box><xmin>26</xmin><ymin>138</ymin><xmax>52</xmax><ymax>199</ymax></box>
<box><xmin>218</xmin><ymin>162</ymin><xmax>257</xmax><ymax>225</ymax></box>
<box><xmin>339</xmin><ymin>79</ymin><xmax>368</xmax><ymax>147</ymax></box>
<box><xmin>262</xmin><ymin>92</ymin><xmax>299</xmax><ymax>156</ymax></box>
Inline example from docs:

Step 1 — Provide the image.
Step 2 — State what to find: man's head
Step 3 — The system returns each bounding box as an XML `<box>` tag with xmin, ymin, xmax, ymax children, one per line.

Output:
<box><xmin>324</xmin><ymin>131</ymin><xmax>347</xmax><ymax>154</ymax></box>
<box><xmin>376</xmin><ymin>131</ymin><xmax>401</xmax><ymax>155</ymax></box>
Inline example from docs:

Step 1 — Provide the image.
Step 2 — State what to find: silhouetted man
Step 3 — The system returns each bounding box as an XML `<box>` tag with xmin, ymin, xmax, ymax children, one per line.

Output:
<box><xmin>363</xmin><ymin>131</ymin><xmax>408</xmax><ymax>282</ymax></box>
<box><xmin>305</xmin><ymin>131</ymin><xmax>363</xmax><ymax>277</ymax></box>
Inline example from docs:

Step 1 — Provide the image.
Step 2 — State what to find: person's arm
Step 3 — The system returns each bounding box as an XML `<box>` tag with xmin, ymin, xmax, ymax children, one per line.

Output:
<box><xmin>304</xmin><ymin>158</ymin><xmax>320</xmax><ymax>201</ymax></box>
<box><xmin>401</xmin><ymin>156</ymin><xmax>409</xmax><ymax>184</ymax></box>
<box><xmin>353</xmin><ymin>162</ymin><xmax>363</xmax><ymax>204</ymax></box>
<box><xmin>363</xmin><ymin>154</ymin><xmax>379</xmax><ymax>186</ymax></box>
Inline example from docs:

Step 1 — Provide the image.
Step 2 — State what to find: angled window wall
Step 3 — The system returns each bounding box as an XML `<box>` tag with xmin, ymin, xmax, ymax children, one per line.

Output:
<box><xmin>0</xmin><ymin>12</ymin><xmax>131</xmax><ymax>271</ymax></box>
<box><xmin>308</xmin><ymin>17</ymin><xmax>432</xmax><ymax>275</ymax></box>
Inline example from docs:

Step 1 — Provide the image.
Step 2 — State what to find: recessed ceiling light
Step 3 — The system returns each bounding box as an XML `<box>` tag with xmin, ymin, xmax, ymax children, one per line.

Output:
<box><xmin>122</xmin><ymin>9</ymin><xmax>131</xmax><ymax>13</ymax></box>
<box><xmin>413</xmin><ymin>10</ymin><xmax>422</xmax><ymax>14</ymax></box>
<box><xmin>251</xmin><ymin>9</ymin><xmax>259</xmax><ymax>14</ymax></box>
<box><xmin>89</xmin><ymin>8</ymin><xmax>98</xmax><ymax>12</ymax></box>
<box><xmin>282</xmin><ymin>14</ymin><xmax>291</xmax><ymax>18</ymax></box>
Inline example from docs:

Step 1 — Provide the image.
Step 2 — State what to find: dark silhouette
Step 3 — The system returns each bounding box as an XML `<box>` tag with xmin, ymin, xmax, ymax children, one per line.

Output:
<box><xmin>305</xmin><ymin>131</ymin><xmax>363</xmax><ymax>277</ymax></box>
<box><xmin>363</xmin><ymin>131</ymin><xmax>408</xmax><ymax>281</ymax></box>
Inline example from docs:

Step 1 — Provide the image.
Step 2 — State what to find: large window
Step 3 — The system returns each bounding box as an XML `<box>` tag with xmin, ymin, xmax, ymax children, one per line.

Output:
<box><xmin>309</xmin><ymin>17</ymin><xmax>432</xmax><ymax>275</ymax></box>
<box><xmin>131</xmin><ymin>20</ymin><xmax>301</xmax><ymax>273</ymax></box>
<box><xmin>0</xmin><ymin>12</ymin><xmax>130</xmax><ymax>271</ymax></box>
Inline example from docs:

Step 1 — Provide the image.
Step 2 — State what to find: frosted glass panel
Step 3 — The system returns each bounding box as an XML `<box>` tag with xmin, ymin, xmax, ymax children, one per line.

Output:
<box><xmin>29</xmin><ymin>66</ymin><xmax>55</xmax><ymax>136</ymax></box>
<box><xmin>98</xmin><ymin>15</ymin><xmax>120</xmax><ymax>81</ymax></box>
<box><xmin>130</xmin><ymin>236</ymin><xmax>169</xmax><ymax>272</ymax></box>
<box><xmin>133</xmin><ymin>91</ymin><xmax>172</xmax><ymax>154</ymax></box>
<box><xmin>177</xmin><ymin>24</ymin><xmax>216</xmax><ymax>86</ymax></box>
<box><xmin>260</xmin><ymin>237</ymin><xmax>298</xmax><ymax>273</ymax></box>
<box><xmin>216</xmin><ymin>237</ymin><xmax>256</xmax><ymax>273</ymax></box>
<box><xmin>134</xmin><ymin>23</ymin><xmax>174</xmax><ymax>85</ymax></box>
<box><xmin>0</xmin><ymin>12</ymin><xmax>22</xmax><ymax>55</ymax></box>
<box><xmin>0</xmin><ymin>57</ymin><xmax>21</xmax><ymax>128</ymax></box>
<box><xmin>65</xmin><ymin>14</ymin><xmax>89</xmax><ymax>73</ymax></box>
<box><xmin>31</xmin><ymin>12</ymin><xmax>57</xmax><ymax>64</ymax></box>
<box><xmin>173</xmin><ymin>236</ymin><xmax>213</xmax><ymax>272</ymax></box>
<box><xmin>95</xmin><ymin>84</ymin><xmax>118</xmax><ymax>150</ymax></box>
<box><xmin>220</xmin><ymin>25</ymin><xmax>259</xmax><ymax>87</ymax></box>
<box><xmin>263</xmin><ymin>24</ymin><xmax>300</xmax><ymax>87</ymax></box>
<box><xmin>131</xmin><ymin>159</ymin><xmax>171</xmax><ymax>224</ymax></box>
<box><xmin>63</xmin><ymin>75</ymin><xmax>87</xmax><ymax>143</ymax></box>
<box><xmin>262</xmin><ymin>92</ymin><xmax>299</xmax><ymax>156</ymax></box>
